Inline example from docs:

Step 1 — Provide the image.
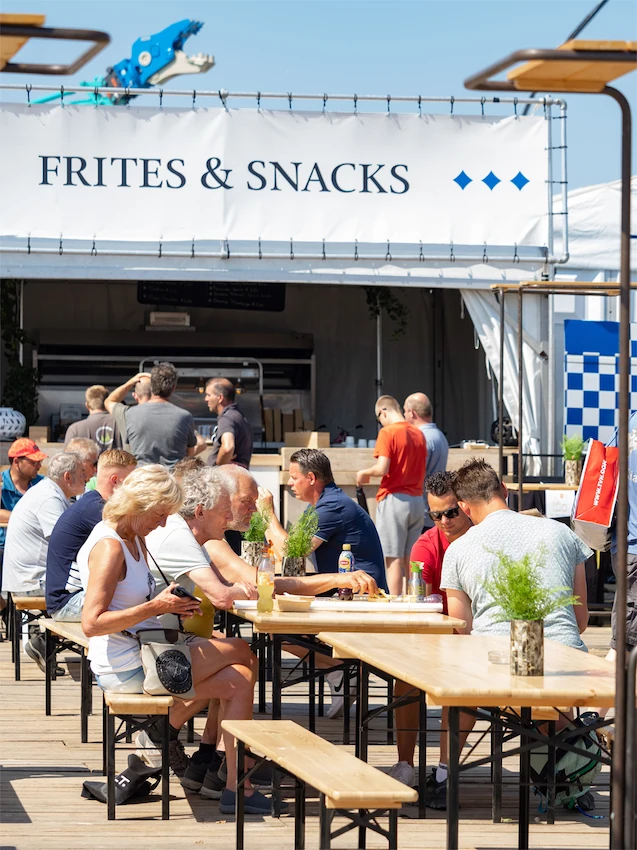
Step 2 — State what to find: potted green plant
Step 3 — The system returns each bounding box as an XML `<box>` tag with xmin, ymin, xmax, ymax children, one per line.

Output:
<box><xmin>561</xmin><ymin>433</ymin><xmax>585</xmax><ymax>487</ymax></box>
<box><xmin>483</xmin><ymin>547</ymin><xmax>580</xmax><ymax>676</ymax></box>
<box><xmin>283</xmin><ymin>506</ymin><xmax>319</xmax><ymax>576</ymax></box>
<box><xmin>241</xmin><ymin>504</ymin><xmax>271</xmax><ymax>568</ymax></box>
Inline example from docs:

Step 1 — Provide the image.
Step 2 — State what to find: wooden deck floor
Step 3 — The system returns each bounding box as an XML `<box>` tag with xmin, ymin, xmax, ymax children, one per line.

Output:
<box><xmin>1</xmin><ymin>626</ymin><xmax>613</xmax><ymax>850</ymax></box>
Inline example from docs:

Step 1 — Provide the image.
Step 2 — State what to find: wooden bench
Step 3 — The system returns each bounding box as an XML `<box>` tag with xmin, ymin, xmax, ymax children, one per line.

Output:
<box><xmin>222</xmin><ymin>719</ymin><xmax>417</xmax><ymax>849</ymax></box>
<box><xmin>103</xmin><ymin>691</ymin><xmax>174</xmax><ymax>821</ymax></box>
<box><xmin>41</xmin><ymin>619</ymin><xmax>92</xmax><ymax>742</ymax></box>
<box><xmin>10</xmin><ymin>595</ymin><xmax>47</xmax><ymax>681</ymax></box>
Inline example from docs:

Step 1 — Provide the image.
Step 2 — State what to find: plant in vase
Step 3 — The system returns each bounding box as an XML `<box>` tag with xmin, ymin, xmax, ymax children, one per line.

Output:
<box><xmin>483</xmin><ymin>546</ymin><xmax>580</xmax><ymax>676</ymax></box>
<box><xmin>283</xmin><ymin>506</ymin><xmax>319</xmax><ymax>576</ymax></box>
<box><xmin>561</xmin><ymin>433</ymin><xmax>585</xmax><ymax>487</ymax></box>
<box><xmin>241</xmin><ymin>504</ymin><xmax>272</xmax><ymax>567</ymax></box>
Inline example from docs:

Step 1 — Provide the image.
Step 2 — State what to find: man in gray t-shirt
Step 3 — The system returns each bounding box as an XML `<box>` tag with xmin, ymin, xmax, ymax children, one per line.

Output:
<box><xmin>110</xmin><ymin>363</ymin><xmax>198</xmax><ymax>469</ymax></box>
<box><xmin>422</xmin><ymin>459</ymin><xmax>591</xmax><ymax>811</ymax></box>
<box><xmin>441</xmin><ymin>460</ymin><xmax>591</xmax><ymax>649</ymax></box>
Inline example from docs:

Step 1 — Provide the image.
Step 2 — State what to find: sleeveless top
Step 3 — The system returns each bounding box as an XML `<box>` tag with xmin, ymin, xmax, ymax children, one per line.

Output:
<box><xmin>77</xmin><ymin>521</ymin><xmax>161</xmax><ymax>675</ymax></box>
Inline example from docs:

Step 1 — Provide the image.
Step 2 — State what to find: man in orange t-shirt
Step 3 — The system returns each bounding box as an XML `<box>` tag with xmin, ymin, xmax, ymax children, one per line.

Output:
<box><xmin>356</xmin><ymin>395</ymin><xmax>426</xmax><ymax>594</ymax></box>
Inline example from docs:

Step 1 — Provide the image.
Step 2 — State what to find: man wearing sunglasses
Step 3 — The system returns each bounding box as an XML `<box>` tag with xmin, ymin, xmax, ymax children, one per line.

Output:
<box><xmin>389</xmin><ymin>471</ymin><xmax>471</xmax><ymax>789</ymax></box>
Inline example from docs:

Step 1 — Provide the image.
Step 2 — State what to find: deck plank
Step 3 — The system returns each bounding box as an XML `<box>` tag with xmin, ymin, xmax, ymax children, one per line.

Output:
<box><xmin>0</xmin><ymin>625</ymin><xmax>613</xmax><ymax>848</ymax></box>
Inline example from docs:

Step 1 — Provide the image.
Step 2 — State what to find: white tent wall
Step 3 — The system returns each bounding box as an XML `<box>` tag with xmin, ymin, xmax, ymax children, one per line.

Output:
<box><xmin>20</xmin><ymin>279</ymin><xmax>494</xmax><ymax>444</ymax></box>
<box><xmin>460</xmin><ymin>289</ymin><xmax>546</xmax><ymax>475</ymax></box>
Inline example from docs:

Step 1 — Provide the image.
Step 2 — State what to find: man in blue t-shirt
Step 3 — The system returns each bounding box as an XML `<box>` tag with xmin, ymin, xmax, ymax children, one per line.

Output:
<box><xmin>266</xmin><ymin>449</ymin><xmax>388</xmax><ymax>593</ymax></box>
<box><xmin>45</xmin><ymin>449</ymin><xmax>136</xmax><ymax>620</ymax></box>
<box><xmin>264</xmin><ymin>448</ymin><xmax>387</xmax><ymax>719</ymax></box>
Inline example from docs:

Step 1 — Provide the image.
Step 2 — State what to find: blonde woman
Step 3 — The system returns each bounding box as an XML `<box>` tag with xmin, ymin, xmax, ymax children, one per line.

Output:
<box><xmin>79</xmin><ymin>465</ymin><xmax>272</xmax><ymax>814</ymax></box>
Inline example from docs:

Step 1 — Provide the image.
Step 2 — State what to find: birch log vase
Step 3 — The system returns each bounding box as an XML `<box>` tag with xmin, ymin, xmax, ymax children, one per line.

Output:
<box><xmin>282</xmin><ymin>556</ymin><xmax>306</xmax><ymax>577</ymax></box>
<box><xmin>241</xmin><ymin>541</ymin><xmax>262</xmax><ymax>569</ymax></box>
<box><xmin>564</xmin><ymin>458</ymin><xmax>583</xmax><ymax>487</ymax></box>
<box><xmin>510</xmin><ymin>619</ymin><xmax>544</xmax><ymax>676</ymax></box>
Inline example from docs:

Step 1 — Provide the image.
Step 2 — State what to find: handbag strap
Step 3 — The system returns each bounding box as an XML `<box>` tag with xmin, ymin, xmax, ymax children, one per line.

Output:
<box><xmin>144</xmin><ymin>545</ymin><xmax>172</xmax><ymax>590</ymax></box>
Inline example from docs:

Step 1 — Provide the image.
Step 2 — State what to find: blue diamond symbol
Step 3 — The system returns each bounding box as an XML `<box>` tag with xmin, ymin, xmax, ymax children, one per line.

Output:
<box><xmin>453</xmin><ymin>170</ymin><xmax>472</xmax><ymax>190</ymax></box>
<box><xmin>511</xmin><ymin>171</ymin><xmax>530</xmax><ymax>191</ymax></box>
<box><xmin>482</xmin><ymin>171</ymin><xmax>501</xmax><ymax>190</ymax></box>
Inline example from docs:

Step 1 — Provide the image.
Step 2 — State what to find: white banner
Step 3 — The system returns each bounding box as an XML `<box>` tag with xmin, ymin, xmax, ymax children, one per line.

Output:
<box><xmin>0</xmin><ymin>104</ymin><xmax>548</xmax><ymax>247</ymax></box>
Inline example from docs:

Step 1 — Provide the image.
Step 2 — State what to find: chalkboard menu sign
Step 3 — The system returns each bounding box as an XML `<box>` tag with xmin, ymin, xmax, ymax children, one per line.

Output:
<box><xmin>137</xmin><ymin>281</ymin><xmax>286</xmax><ymax>312</ymax></box>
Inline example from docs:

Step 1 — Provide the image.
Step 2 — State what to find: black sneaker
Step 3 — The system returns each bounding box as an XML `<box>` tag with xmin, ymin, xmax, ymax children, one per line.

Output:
<box><xmin>181</xmin><ymin>752</ymin><xmax>223</xmax><ymax>792</ymax></box>
<box><xmin>425</xmin><ymin>768</ymin><xmax>447</xmax><ymax>810</ymax></box>
<box><xmin>25</xmin><ymin>633</ymin><xmax>65</xmax><ymax>676</ymax></box>
<box><xmin>200</xmin><ymin>764</ymin><xmax>225</xmax><ymax>800</ymax></box>
<box><xmin>574</xmin><ymin>790</ymin><xmax>595</xmax><ymax>812</ymax></box>
<box><xmin>218</xmin><ymin>788</ymin><xmax>288</xmax><ymax>815</ymax></box>
<box><xmin>218</xmin><ymin>756</ymin><xmax>273</xmax><ymax>787</ymax></box>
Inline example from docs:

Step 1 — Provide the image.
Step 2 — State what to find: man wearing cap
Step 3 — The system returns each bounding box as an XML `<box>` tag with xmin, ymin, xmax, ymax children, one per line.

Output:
<box><xmin>0</xmin><ymin>439</ymin><xmax>47</xmax><ymax>621</ymax></box>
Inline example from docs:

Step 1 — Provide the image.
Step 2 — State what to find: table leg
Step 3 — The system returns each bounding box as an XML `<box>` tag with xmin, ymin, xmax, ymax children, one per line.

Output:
<box><xmin>237</xmin><ymin>739</ymin><xmax>245</xmax><ymax>850</ymax></box>
<box><xmin>418</xmin><ymin>689</ymin><xmax>427</xmax><ymax>819</ymax></box>
<box><xmin>447</xmin><ymin>706</ymin><xmax>460</xmax><ymax>850</ymax></box>
<box><xmin>106</xmin><ymin>711</ymin><xmax>115</xmax><ymax>820</ymax></box>
<box><xmin>358</xmin><ymin>808</ymin><xmax>367</xmax><ymax>848</ymax></box>
<box><xmin>45</xmin><ymin>628</ymin><xmax>53</xmax><ymax>715</ymax></box>
<box><xmin>518</xmin><ymin>707</ymin><xmax>531</xmax><ymax>850</ymax></box>
<box><xmin>309</xmin><ymin>646</ymin><xmax>316</xmax><ymax>734</ymax></box>
<box><xmin>492</xmin><ymin>711</ymin><xmax>503</xmax><ymax>824</ymax></box>
<box><xmin>294</xmin><ymin>777</ymin><xmax>306</xmax><ymax>850</ymax></box>
<box><xmin>359</xmin><ymin>662</ymin><xmax>370</xmax><ymax>763</ymax></box>
<box><xmin>388</xmin><ymin>809</ymin><xmax>398</xmax><ymax>849</ymax></box>
<box><xmin>546</xmin><ymin>720</ymin><xmax>556</xmax><ymax>825</ymax></box>
<box><xmin>319</xmin><ymin>794</ymin><xmax>332</xmax><ymax>849</ymax></box>
<box><xmin>257</xmin><ymin>633</ymin><xmax>267</xmax><ymax>714</ymax></box>
<box><xmin>13</xmin><ymin>604</ymin><xmax>20</xmax><ymax>681</ymax></box>
<box><xmin>342</xmin><ymin>662</ymin><xmax>350</xmax><ymax>745</ymax></box>
<box><xmin>80</xmin><ymin>651</ymin><xmax>90</xmax><ymax>743</ymax></box>
<box><xmin>272</xmin><ymin>635</ymin><xmax>282</xmax><ymax>720</ymax></box>
<box><xmin>161</xmin><ymin>714</ymin><xmax>170</xmax><ymax>820</ymax></box>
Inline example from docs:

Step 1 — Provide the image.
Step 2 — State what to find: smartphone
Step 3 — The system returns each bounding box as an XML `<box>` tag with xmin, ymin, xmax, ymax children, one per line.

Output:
<box><xmin>171</xmin><ymin>585</ymin><xmax>201</xmax><ymax>603</ymax></box>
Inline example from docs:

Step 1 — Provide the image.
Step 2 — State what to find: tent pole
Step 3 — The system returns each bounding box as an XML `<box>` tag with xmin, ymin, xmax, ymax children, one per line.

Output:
<box><xmin>517</xmin><ymin>288</ymin><xmax>524</xmax><ymax>509</ymax></box>
<box><xmin>375</xmin><ymin>312</ymin><xmax>383</xmax><ymax>400</ymax></box>
<box><xmin>498</xmin><ymin>289</ymin><xmax>505</xmax><ymax>480</ymax></box>
<box><xmin>604</xmin><ymin>85</ymin><xmax>631</xmax><ymax>850</ymax></box>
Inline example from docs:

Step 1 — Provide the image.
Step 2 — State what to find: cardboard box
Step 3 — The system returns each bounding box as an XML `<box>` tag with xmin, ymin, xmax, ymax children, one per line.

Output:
<box><xmin>263</xmin><ymin>408</ymin><xmax>274</xmax><ymax>443</ymax></box>
<box><xmin>303</xmin><ymin>420</ymin><xmax>315</xmax><ymax>431</ymax></box>
<box><xmin>293</xmin><ymin>409</ymin><xmax>304</xmax><ymax>430</ymax></box>
<box><xmin>29</xmin><ymin>426</ymin><xmax>50</xmax><ymax>443</ymax></box>
<box><xmin>282</xmin><ymin>413</ymin><xmax>295</xmax><ymax>437</ymax></box>
<box><xmin>284</xmin><ymin>431</ymin><xmax>331</xmax><ymax>448</ymax></box>
<box><xmin>273</xmin><ymin>409</ymin><xmax>282</xmax><ymax>443</ymax></box>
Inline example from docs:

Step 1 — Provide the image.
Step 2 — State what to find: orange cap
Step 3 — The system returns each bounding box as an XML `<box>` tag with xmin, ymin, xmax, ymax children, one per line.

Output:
<box><xmin>8</xmin><ymin>438</ymin><xmax>47</xmax><ymax>462</ymax></box>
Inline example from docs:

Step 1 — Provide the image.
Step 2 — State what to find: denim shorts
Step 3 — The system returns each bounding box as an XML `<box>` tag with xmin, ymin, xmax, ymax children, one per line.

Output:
<box><xmin>95</xmin><ymin>665</ymin><xmax>145</xmax><ymax>693</ymax></box>
<box><xmin>51</xmin><ymin>591</ymin><xmax>85</xmax><ymax>622</ymax></box>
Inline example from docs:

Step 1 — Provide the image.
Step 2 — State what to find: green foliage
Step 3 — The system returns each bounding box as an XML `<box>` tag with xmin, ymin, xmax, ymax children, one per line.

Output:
<box><xmin>483</xmin><ymin>546</ymin><xmax>580</xmax><ymax>623</ymax></box>
<box><xmin>285</xmin><ymin>506</ymin><xmax>319</xmax><ymax>558</ymax></box>
<box><xmin>242</xmin><ymin>506</ymin><xmax>271</xmax><ymax>543</ymax></box>
<box><xmin>364</xmin><ymin>286</ymin><xmax>410</xmax><ymax>340</ymax></box>
<box><xmin>561</xmin><ymin>433</ymin><xmax>585</xmax><ymax>461</ymax></box>
<box><xmin>1</xmin><ymin>279</ymin><xmax>39</xmax><ymax>428</ymax></box>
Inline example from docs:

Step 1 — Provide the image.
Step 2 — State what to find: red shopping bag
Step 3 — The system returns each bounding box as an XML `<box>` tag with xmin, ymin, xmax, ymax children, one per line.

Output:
<box><xmin>571</xmin><ymin>439</ymin><xmax>619</xmax><ymax>551</ymax></box>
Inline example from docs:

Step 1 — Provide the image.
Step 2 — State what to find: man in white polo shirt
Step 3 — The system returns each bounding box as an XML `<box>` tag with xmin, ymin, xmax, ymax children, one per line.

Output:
<box><xmin>2</xmin><ymin>451</ymin><xmax>86</xmax><ymax>670</ymax></box>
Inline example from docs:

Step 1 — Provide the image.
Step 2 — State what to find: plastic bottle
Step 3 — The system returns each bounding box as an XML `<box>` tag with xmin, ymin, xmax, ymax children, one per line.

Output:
<box><xmin>257</xmin><ymin>545</ymin><xmax>275</xmax><ymax>613</ymax></box>
<box><xmin>408</xmin><ymin>561</ymin><xmax>424</xmax><ymax>600</ymax></box>
<box><xmin>338</xmin><ymin>543</ymin><xmax>355</xmax><ymax>601</ymax></box>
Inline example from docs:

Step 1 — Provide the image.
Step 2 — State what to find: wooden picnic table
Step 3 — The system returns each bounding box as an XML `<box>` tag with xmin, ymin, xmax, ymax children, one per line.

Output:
<box><xmin>318</xmin><ymin>631</ymin><xmax>615</xmax><ymax>850</ymax></box>
<box><xmin>233</xmin><ymin>605</ymin><xmax>465</xmax><ymax>739</ymax></box>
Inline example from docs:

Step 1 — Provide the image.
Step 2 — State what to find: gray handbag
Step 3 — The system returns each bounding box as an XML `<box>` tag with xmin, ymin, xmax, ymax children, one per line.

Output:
<box><xmin>124</xmin><ymin>550</ymin><xmax>197</xmax><ymax>700</ymax></box>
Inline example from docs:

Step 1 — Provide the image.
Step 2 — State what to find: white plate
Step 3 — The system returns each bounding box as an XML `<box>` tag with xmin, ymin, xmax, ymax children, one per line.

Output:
<box><xmin>234</xmin><ymin>599</ymin><xmax>443</xmax><ymax>613</ymax></box>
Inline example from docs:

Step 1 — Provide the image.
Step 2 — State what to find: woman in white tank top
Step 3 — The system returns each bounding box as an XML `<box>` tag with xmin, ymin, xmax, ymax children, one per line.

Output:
<box><xmin>80</xmin><ymin>464</ymin><xmax>270</xmax><ymax>814</ymax></box>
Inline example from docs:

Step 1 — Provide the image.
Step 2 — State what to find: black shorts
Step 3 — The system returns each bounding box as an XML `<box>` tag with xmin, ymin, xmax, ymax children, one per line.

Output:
<box><xmin>610</xmin><ymin>552</ymin><xmax>637</xmax><ymax>650</ymax></box>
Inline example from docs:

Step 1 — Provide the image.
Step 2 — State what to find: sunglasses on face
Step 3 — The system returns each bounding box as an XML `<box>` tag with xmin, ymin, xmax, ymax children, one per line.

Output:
<box><xmin>428</xmin><ymin>506</ymin><xmax>461</xmax><ymax>521</ymax></box>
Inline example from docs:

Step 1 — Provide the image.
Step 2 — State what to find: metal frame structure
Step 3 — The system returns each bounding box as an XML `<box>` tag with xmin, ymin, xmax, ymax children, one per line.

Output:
<box><xmin>0</xmin><ymin>85</ymin><xmax>566</xmax><ymax>270</ymax></box>
<box><xmin>465</xmin><ymin>42</ymin><xmax>635</xmax><ymax>850</ymax></box>
<box><xmin>0</xmin><ymin>22</ymin><xmax>110</xmax><ymax>75</ymax></box>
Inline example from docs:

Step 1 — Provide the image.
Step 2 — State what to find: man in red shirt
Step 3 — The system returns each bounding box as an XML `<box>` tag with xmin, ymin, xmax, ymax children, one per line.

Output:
<box><xmin>356</xmin><ymin>395</ymin><xmax>426</xmax><ymax>595</ymax></box>
<box><xmin>389</xmin><ymin>471</ymin><xmax>472</xmax><ymax>790</ymax></box>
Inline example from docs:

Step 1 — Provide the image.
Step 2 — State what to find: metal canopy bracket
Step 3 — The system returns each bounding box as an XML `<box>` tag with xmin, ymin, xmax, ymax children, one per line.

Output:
<box><xmin>466</xmin><ymin>39</ymin><xmax>634</xmax><ymax>850</ymax></box>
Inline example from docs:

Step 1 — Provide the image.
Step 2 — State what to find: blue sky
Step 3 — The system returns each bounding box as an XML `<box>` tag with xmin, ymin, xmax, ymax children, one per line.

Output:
<box><xmin>1</xmin><ymin>0</ymin><xmax>635</xmax><ymax>189</ymax></box>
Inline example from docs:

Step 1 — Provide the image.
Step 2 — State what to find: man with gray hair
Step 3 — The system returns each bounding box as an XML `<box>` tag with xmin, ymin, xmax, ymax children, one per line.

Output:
<box><xmin>403</xmin><ymin>392</ymin><xmax>449</xmax><ymax>478</ymax></box>
<box><xmin>145</xmin><ymin>466</ymin><xmax>258</xmax><ymax>798</ymax></box>
<box><xmin>65</xmin><ymin>437</ymin><xmax>100</xmax><ymax>485</ymax></box>
<box><xmin>1</xmin><ymin>451</ymin><xmax>86</xmax><ymax>670</ymax></box>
